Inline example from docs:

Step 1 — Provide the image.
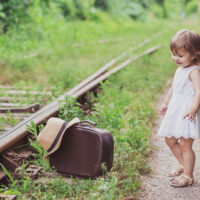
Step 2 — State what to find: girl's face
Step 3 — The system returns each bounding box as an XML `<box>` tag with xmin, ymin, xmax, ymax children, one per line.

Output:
<box><xmin>171</xmin><ymin>48</ymin><xmax>193</xmax><ymax>68</ymax></box>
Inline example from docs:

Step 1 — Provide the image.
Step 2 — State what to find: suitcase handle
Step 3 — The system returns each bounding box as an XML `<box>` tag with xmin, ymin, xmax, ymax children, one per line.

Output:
<box><xmin>78</xmin><ymin>120</ymin><xmax>96</xmax><ymax>126</ymax></box>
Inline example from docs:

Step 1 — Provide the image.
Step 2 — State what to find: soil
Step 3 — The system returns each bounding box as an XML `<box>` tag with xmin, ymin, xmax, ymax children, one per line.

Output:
<box><xmin>139</xmin><ymin>81</ymin><xmax>200</xmax><ymax>200</ymax></box>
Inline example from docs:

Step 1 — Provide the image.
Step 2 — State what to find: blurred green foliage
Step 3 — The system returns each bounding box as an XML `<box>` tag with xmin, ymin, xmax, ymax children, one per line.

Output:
<box><xmin>186</xmin><ymin>0</ymin><xmax>198</xmax><ymax>14</ymax></box>
<box><xmin>0</xmin><ymin>0</ymin><xmax>199</xmax><ymax>32</ymax></box>
<box><xmin>0</xmin><ymin>0</ymin><xmax>32</xmax><ymax>31</ymax></box>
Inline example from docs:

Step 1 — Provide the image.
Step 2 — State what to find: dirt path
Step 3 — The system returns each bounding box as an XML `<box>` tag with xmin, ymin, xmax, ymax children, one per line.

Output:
<box><xmin>139</xmin><ymin>81</ymin><xmax>200</xmax><ymax>200</ymax></box>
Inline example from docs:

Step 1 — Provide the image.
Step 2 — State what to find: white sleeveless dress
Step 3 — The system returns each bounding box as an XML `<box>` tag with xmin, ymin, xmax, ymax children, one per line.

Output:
<box><xmin>158</xmin><ymin>65</ymin><xmax>200</xmax><ymax>139</ymax></box>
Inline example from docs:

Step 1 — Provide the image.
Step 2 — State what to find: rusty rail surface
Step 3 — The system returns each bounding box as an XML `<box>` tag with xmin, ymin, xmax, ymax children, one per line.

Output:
<box><xmin>0</xmin><ymin>44</ymin><xmax>161</xmax><ymax>153</ymax></box>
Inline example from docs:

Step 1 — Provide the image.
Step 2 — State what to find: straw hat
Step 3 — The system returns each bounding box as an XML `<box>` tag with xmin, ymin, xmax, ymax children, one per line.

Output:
<box><xmin>37</xmin><ymin>117</ymin><xmax>80</xmax><ymax>159</ymax></box>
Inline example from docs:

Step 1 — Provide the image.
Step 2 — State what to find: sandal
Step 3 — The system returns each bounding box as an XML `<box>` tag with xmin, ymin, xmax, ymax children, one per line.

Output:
<box><xmin>168</xmin><ymin>164</ymin><xmax>184</xmax><ymax>177</ymax></box>
<box><xmin>170</xmin><ymin>174</ymin><xmax>194</xmax><ymax>187</ymax></box>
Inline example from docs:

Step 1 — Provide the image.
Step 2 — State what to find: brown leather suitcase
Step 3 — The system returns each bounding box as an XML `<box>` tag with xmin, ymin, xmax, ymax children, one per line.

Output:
<box><xmin>49</xmin><ymin>121</ymin><xmax>114</xmax><ymax>178</ymax></box>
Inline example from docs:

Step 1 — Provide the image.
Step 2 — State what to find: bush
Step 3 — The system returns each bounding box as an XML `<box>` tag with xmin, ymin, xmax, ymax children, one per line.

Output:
<box><xmin>0</xmin><ymin>0</ymin><xmax>34</xmax><ymax>31</ymax></box>
<box><xmin>150</xmin><ymin>4</ymin><xmax>164</xmax><ymax>18</ymax></box>
<box><xmin>54</xmin><ymin>0</ymin><xmax>96</xmax><ymax>20</ymax></box>
<box><xmin>186</xmin><ymin>0</ymin><xmax>198</xmax><ymax>14</ymax></box>
<box><xmin>94</xmin><ymin>0</ymin><xmax>109</xmax><ymax>10</ymax></box>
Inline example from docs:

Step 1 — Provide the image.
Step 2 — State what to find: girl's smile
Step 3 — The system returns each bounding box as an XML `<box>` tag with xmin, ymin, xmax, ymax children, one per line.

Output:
<box><xmin>172</xmin><ymin>49</ymin><xmax>193</xmax><ymax>68</ymax></box>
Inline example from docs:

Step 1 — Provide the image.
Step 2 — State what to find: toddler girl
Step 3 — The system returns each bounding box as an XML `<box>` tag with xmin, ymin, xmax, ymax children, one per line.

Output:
<box><xmin>158</xmin><ymin>29</ymin><xmax>200</xmax><ymax>187</ymax></box>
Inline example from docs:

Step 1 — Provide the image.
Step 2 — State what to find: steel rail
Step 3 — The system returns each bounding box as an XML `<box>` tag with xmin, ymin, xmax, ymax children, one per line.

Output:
<box><xmin>67</xmin><ymin>37</ymin><xmax>152</xmax><ymax>95</ymax></box>
<box><xmin>65</xmin><ymin>32</ymin><xmax>162</xmax><ymax>95</ymax></box>
<box><xmin>72</xmin><ymin>45</ymin><xmax>161</xmax><ymax>98</ymax></box>
<box><xmin>0</xmin><ymin>44</ymin><xmax>161</xmax><ymax>153</ymax></box>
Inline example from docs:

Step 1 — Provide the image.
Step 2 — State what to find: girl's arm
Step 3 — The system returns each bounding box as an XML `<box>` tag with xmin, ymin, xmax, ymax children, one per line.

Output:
<box><xmin>183</xmin><ymin>69</ymin><xmax>200</xmax><ymax>122</ymax></box>
<box><xmin>163</xmin><ymin>87</ymin><xmax>173</xmax><ymax>106</ymax></box>
<box><xmin>160</xmin><ymin>86</ymin><xmax>173</xmax><ymax>115</ymax></box>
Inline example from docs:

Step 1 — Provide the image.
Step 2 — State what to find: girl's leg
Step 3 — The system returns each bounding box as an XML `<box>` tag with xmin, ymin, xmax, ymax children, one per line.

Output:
<box><xmin>165</xmin><ymin>136</ymin><xmax>184</xmax><ymax>166</ymax></box>
<box><xmin>170</xmin><ymin>137</ymin><xmax>195</xmax><ymax>187</ymax></box>
<box><xmin>179</xmin><ymin>137</ymin><xmax>195</xmax><ymax>178</ymax></box>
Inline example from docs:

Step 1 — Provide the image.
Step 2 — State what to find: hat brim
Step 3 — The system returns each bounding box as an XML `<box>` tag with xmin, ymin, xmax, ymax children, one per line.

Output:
<box><xmin>43</xmin><ymin>117</ymin><xmax>80</xmax><ymax>159</ymax></box>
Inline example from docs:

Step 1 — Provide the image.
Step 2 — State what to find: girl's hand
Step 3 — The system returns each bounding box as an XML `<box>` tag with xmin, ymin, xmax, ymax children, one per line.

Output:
<box><xmin>183</xmin><ymin>109</ymin><xmax>196</xmax><ymax>123</ymax></box>
<box><xmin>160</xmin><ymin>103</ymin><xmax>168</xmax><ymax>116</ymax></box>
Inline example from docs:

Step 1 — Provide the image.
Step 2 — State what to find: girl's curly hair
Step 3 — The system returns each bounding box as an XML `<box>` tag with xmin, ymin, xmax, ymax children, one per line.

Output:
<box><xmin>170</xmin><ymin>29</ymin><xmax>200</xmax><ymax>65</ymax></box>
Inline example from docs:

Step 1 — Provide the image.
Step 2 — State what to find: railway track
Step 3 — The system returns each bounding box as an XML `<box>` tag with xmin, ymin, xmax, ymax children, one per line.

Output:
<box><xmin>0</xmin><ymin>86</ymin><xmax>53</xmax><ymax>133</ymax></box>
<box><xmin>0</xmin><ymin>36</ymin><xmax>161</xmax><ymax>198</ymax></box>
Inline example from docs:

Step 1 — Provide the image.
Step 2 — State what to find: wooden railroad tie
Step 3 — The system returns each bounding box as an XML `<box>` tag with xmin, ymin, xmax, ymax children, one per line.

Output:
<box><xmin>0</xmin><ymin>104</ymin><xmax>41</xmax><ymax>113</ymax></box>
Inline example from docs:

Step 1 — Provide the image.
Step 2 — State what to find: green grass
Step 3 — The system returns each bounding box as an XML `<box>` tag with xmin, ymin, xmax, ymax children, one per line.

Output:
<box><xmin>1</xmin><ymin>12</ymin><xmax>200</xmax><ymax>199</ymax></box>
<box><xmin>0</xmin><ymin>14</ymin><xmax>179</xmax><ymax>89</ymax></box>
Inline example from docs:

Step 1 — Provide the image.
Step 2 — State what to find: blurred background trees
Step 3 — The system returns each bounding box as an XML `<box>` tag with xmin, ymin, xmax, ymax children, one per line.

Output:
<box><xmin>0</xmin><ymin>0</ymin><xmax>199</xmax><ymax>32</ymax></box>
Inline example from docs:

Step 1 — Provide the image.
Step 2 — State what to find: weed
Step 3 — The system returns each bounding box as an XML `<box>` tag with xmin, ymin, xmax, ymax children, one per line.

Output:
<box><xmin>0</xmin><ymin>164</ymin><xmax>16</xmax><ymax>186</ymax></box>
<box><xmin>26</xmin><ymin>121</ymin><xmax>51</xmax><ymax>171</ymax></box>
<box><xmin>58</xmin><ymin>95</ymin><xmax>84</xmax><ymax>121</ymax></box>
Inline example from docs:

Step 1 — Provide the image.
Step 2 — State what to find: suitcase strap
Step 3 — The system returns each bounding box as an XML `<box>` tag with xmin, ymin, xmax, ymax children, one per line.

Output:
<box><xmin>78</xmin><ymin>120</ymin><xmax>96</xmax><ymax>126</ymax></box>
